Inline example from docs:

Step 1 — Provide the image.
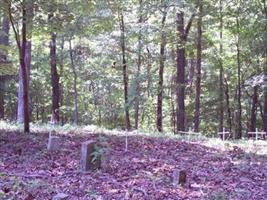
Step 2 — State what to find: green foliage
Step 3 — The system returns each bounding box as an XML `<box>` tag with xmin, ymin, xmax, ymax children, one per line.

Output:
<box><xmin>1</xmin><ymin>0</ymin><xmax>266</xmax><ymax>134</ymax></box>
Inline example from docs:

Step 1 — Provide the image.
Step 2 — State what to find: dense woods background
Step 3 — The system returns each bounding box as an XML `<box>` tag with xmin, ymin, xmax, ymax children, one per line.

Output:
<box><xmin>0</xmin><ymin>0</ymin><xmax>267</xmax><ymax>137</ymax></box>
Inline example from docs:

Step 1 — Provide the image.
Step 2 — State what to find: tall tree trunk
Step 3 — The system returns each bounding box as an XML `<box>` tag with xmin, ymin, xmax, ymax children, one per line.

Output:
<box><xmin>235</xmin><ymin>16</ymin><xmax>242</xmax><ymax>139</ymax></box>
<box><xmin>156</xmin><ymin>6</ymin><xmax>167</xmax><ymax>132</ymax></box>
<box><xmin>17</xmin><ymin>0</ymin><xmax>33</xmax><ymax>123</ymax></box>
<box><xmin>219</xmin><ymin>0</ymin><xmax>224</xmax><ymax>131</ymax></box>
<box><xmin>134</xmin><ymin>0</ymin><xmax>143</xmax><ymax>130</ymax></box>
<box><xmin>119</xmin><ymin>13</ymin><xmax>131</xmax><ymax>130</ymax></box>
<box><xmin>194</xmin><ymin>0</ymin><xmax>202</xmax><ymax>132</ymax></box>
<box><xmin>176</xmin><ymin>12</ymin><xmax>186</xmax><ymax>133</ymax></box>
<box><xmin>0</xmin><ymin>16</ymin><xmax>10</xmax><ymax>119</ymax></box>
<box><xmin>224</xmin><ymin>77</ymin><xmax>232</xmax><ymax>132</ymax></box>
<box><xmin>9</xmin><ymin>0</ymin><xmax>30</xmax><ymax>132</ymax></box>
<box><xmin>264</xmin><ymin>47</ymin><xmax>267</xmax><ymax>132</ymax></box>
<box><xmin>69</xmin><ymin>39</ymin><xmax>78</xmax><ymax>124</ymax></box>
<box><xmin>20</xmin><ymin>4</ymin><xmax>30</xmax><ymax>133</ymax></box>
<box><xmin>146</xmin><ymin>47</ymin><xmax>151</xmax><ymax>97</ymax></box>
<box><xmin>50</xmin><ymin>29</ymin><xmax>60</xmax><ymax>124</ymax></box>
<box><xmin>250</xmin><ymin>86</ymin><xmax>258</xmax><ymax>131</ymax></box>
<box><xmin>17</xmin><ymin>41</ymin><xmax>31</xmax><ymax>122</ymax></box>
<box><xmin>175</xmin><ymin>12</ymin><xmax>194</xmax><ymax>133</ymax></box>
<box><xmin>263</xmin><ymin>0</ymin><xmax>267</xmax><ymax>132</ymax></box>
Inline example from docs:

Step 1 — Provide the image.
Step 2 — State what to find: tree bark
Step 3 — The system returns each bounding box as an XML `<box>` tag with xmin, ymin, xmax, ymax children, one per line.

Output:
<box><xmin>224</xmin><ymin>77</ymin><xmax>232</xmax><ymax>132</ymax></box>
<box><xmin>50</xmin><ymin>29</ymin><xmax>60</xmax><ymax>124</ymax></box>
<box><xmin>69</xmin><ymin>39</ymin><xmax>78</xmax><ymax>124</ymax></box>
<box><xmin>17</xmin><ymin>0</ymin><xmax>33</xmax><ymax>123</ymax></box>
<box><xmin>219</xmin><ymin>0</ymin><xmax>224</xmax><ymax>131</ymax></box>
<box><xmin>250</xmin><ymin>86</ymin><xmax>258</xmax><ymax>132</ymax></box>
<box><xmin>194</xmin><ymin>0</ymin><xmax>202</xmax><ymax>132</ymax></box>
<box><xmin>20</xmin><ymin>4</ymin><xmax>30</xmax><ymax>133</ymax></box>
<box><xmin>176</xmin><ymin>12</ymin><xmax>194</xmax><ymax>133</ymax></box>
<box><xmin>263</xmin><ymin>0</ymin><xmax>267</xmax><ymax>132</ymax></box>
<box><xmin>119</xmin><ymin>13</ymin><xmax>131</xmax><ymax>130</ymax></box>
<box><xmin>9</xmin><ymin>0</ymin><xmax>30</xmax><ymax>132</ymax></box>
<box><xmin>235</xmin><ymin>15</ymin><xmax>242</xmax><ymax>139</ymax></box>
<box><xmin>134</xmin><ymin>0</ymin><xmax>143</xmax><ymax>130</ymax></box>
<box><xmin>156</xmin><ymin>5</ymin><xmax>167</xmax><ymax>132</ymax></box>
<box><xmin>17</xmin><ymin>41</ymin><xmax>31</xmax><ymax>122</ymax></box>
<box><xmin>0</xmin><ymin>16</ymin><xmax>9</xmax><ymax>119</ymax></box>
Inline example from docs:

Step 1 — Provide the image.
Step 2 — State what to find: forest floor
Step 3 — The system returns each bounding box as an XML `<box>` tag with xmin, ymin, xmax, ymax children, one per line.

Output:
<box><xmin>0</xmin><ymin>125</ymin><xmax>267</xmax><ymax>200</ymax></box>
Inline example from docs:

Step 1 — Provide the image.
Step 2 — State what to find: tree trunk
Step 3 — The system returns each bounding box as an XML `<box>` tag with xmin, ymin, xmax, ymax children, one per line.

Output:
<box><xmin>176</xmin><ymin>12</ymin><xmax>186</xmax><ymax>133</ymax></box>
<box><xmin>119</xmin><ymin>13</ymin><xmax>131</xmax><ymax>130</ymax></box>
<box><xmin>264</xmin><ymin>47</ymin><xmax>267</xmax><ymax>132</ymax></box>
<box><xmin>69</xmin><ymin>39</ymin><xmax>78</xmax><ymax>124</ymax></box>
<box><xmin>17</xmin><ymin>41</ymin><xmax>31</xmax><ymax>122</ymax></box>
<box><xmin>263</xmin><ymin>0</ymin><xmax>267</xmax><ymax>132</ymax></box>
<box><xmin>219</xmin><ymin>0</ymin><xmax>224</xmax><ymax>131</ymax></box>
<box><xmin>156</xmin><ymin>6</ymin><xmax>167</xmax><ymax>132</ymax></box>
<box><xmin>16</xmin><ymin>2</ymin><xmax>30</xmax><ymax>133</ymax></box>
<box><xmin>224</xmin><ymin>77</ymin><xmax>232</xmax><ymax>132</ymax></box>
<box><xmin>250</xmin><ymin>86</ymin><xmax>258</xmax><ymax>132</ymax></box>
<box><xmin>175</xmin><ymin>11</ymin><xmax>195</xmax><ymax>133</ymax></box>
<box><xmin>194</xmin><ymin>0</ymin><xmax>202</xmax><ymax>132</ymax></box>
<box><xmin>0</xmin><ymin>16</ymin><xmax>9</xmax><ymax>119</ymax></box>
<box><xmin>134</xmin><ymin>0</ymin><xmax>143</xmax><ymax>130</ymax></box>
<box><xmin>146</xmin><ymin>47</ymin><xmax>151</xmax><ymax>97</ymax></box>
<box><xmin>50</xmin><ymin>30</ymin><xmax>60</xmax><ymax>124</ymax></box>
<box><xmin>235</xmin><ymin>16</ymin><xmax>242</xmax><ymax>139</ymax></box>
<box><xmin>17</xmin><ymin>0</ymin><xmax>33</xmax><ymax>123</ymax></box>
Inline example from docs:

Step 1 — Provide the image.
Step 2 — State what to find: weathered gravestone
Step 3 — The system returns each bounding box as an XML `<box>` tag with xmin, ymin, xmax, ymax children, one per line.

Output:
<box><xmin>47</xmin><ymin>131</ymin><xmax>61</xmax><ymax>151</ymax></box>
<box><xmin>80</xmin><ymin>140</ymin><xmax>101</xmax><ymax>171</ymax></box>
<box><xmin>172</xmin><ymin>169</ymin><xmax>187</xmax><ymax>186</ymax></box>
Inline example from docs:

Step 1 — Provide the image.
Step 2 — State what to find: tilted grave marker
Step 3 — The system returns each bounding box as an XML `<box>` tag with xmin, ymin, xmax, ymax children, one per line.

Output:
<box><xmin>80</xmin><ymin>140</ymin><xmax>101</xmax><ymax>171</ymax></box>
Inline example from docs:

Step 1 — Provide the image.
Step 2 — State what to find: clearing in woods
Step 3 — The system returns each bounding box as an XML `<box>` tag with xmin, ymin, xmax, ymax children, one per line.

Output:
<box><xmin>0</xmin><ymin>128</ymin><xmax>266</xmax><ymax>200</ymax></box>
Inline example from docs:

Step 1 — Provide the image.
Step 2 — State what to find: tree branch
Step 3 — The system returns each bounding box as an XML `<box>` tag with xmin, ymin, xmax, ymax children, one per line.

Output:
<box><xmin>184</xmin><ymin>13</ymin><xmax>196</xmax><ymax>41</ymax></box>
<box><xmin>7</xmin><ymin>1</ymin><xmax>22</xmax><ymax>54</ymax></box>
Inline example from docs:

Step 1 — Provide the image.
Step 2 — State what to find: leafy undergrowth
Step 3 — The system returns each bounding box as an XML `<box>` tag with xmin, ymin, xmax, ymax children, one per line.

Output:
<box><xmin>0</xmin><ymin>130</ymin><xmax>266</xmax><ymax>200</ymax></box>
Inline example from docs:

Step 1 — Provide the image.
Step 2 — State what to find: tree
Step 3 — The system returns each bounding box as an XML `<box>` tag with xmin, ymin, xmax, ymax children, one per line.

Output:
<box><xmin>134</xmin><ymin>0</ymin><xmax>143</xmax><ymax>130</ymax></box>
<box><xmin>218</xmin><ymin>0</ymin><xmax>224</xmax><ymax>132</ymax></box>
<box><xmin>262</xmin><ymin>0</ymin><xmax>267</xmax><ymax>132</ymax></box>
<box><xmin>68</xmin><ymin>38</ymin><xmax>78</xmax><ymax>124</ymax></box>
<box><xmin>0</xmin><ymin>14</ymin><xmax>10</xmax><ymax>119</ymax></box>
<box><xmin>156</xmin><ymin>2</ymin><xmax>167</xmax><ymax>132</ymax></box>
<box><xmin>119</xmin><ymin>12</ymin><xmax>131</xmax><ymax>130</ymax></box>
<box><xmin>176</xmin><ymin>11</ymin><xmax>195</xmax><ymax>133</ymax></box>
<box><xmin>49</xmin><ymin>12</ymin><xmax>60</xmax><ymax>124</ymax></box>
<box><xmin>194</xmin><ymin>0</ymin><xmax>202</xmax><ymax>132</ymax></box>
<box><xmin>17</xmin><ymin>0</ymin><xmax>33</xmax><ymax>123</ymax></box>
<box><xmin>8</xmin><ymin>0</ymin><xmax>30</xmax><ymax>132</ymax></box>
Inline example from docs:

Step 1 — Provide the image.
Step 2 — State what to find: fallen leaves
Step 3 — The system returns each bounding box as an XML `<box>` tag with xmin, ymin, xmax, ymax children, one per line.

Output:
<box><xmin>0</xmin><ymin>131</ymin><xmax>266</xmax><ymax>199</ymax></box>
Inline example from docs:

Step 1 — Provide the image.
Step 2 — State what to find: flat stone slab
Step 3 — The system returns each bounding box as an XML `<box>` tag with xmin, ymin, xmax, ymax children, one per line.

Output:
<box><xmin>80</xmin><ymin>140</ymin><xmax>101</xmax><ymax>171</ymax></box>
<box><xmin>47</xmin><ymin>135</ymin><xmax>61</xmax><ymax>151</ymax></box>
<box><xmin>52</xmin><ymin>193</ymin><xmax>69</xmax><ymax>200</ymax></box>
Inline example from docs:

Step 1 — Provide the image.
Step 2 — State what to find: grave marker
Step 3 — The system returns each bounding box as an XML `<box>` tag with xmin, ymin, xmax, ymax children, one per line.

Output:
<box><xmin>218</xmin><ymin>128</ymin><xmax>230</xmax><ymax>141</ymax></box>
<box><xmin>248</xmin><ymin>128</ymin><xmax>266</xmax><ymax>140</ymax></box>
<box><xmin>47</xmin><ymin>131</ymin><xmax>60</xmax><ymax>151</ymax></box>
<box><xmin>80</xmin><ymin>140</ymin><xmax>101</xmax><ymax>171</ymax></box>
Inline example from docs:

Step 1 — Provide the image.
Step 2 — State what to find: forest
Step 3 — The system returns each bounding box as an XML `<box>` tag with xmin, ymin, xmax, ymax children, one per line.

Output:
<box><xmin>0</xmin><ymin>0</ymin><xmax>267</xmax><ymax>199</ymax></box>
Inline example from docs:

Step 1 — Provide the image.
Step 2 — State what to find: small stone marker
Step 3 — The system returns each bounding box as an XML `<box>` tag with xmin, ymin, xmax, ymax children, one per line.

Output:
<box><xmin>52</xmin><ymin>193</ymin><xmax>69</xmax><ymax>200</ymax></box>
<box><xmin>80</xmin><ymin>140</ymin><xmax>101</xmax><ymax>171</ymax></box>
<box><xmin>172</xmin><ymin>169</ymin><xmax>187</xmax><ymax>186</ymax></box>
<box><xmin>172</xmin><ymin>169</ymin><xmax>179</xmax><ymax>186</ymax></box>
<box><xmin>178</xmin><ymin>170</ymin><xmax>187</xmax><ymax>186</ymax></box>
<box><xmin>47</xmin><ymin>131</ymin><xmax>60</xmax><ymax>151</ymax></box>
